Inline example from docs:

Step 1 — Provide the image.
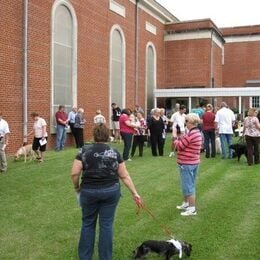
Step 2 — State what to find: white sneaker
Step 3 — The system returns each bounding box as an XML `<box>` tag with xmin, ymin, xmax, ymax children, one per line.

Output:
<box><xmin>169</xmin><ymin>152</ymin><xmax>175</xmax><ymax>158</ymax></box>
<box><xmin>181</xmin><ymin>207</ymin><xmax>197</xmax><ymax>216</ymax></box>
<box><xmin>176</xmin><ymin>202</ymin><xmax>189</xmax><ymax>210</ymax></box>
<box><xmin>127</xmin><ymin>158</ymin><xmax>132</xmax><ymax>162</ymax></box>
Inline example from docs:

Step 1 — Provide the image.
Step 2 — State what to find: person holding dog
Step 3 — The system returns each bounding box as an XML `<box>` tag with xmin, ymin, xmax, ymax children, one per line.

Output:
<box><xmin>71</xmin><ymin>123</ymin><xmax>143</xmax><ymax>260</ymax></box>
<box><xmin>0</xmin><ymin>112</ymin><xmax>10</xmax><ymax>173</ymax></box>
<box><xmin>174</xmin><ymin>113</ymin><xmax>202</xmax><ymax>216</ymax></box>
<box><xmin>26</xmin><ymin>112</ymin><xmax>48</xmax><ymax>162</ymax></box>
<box><xmin>243</xmin><ymin>108</ymin><xmax>260</xmax><ymax>165</ymax></box>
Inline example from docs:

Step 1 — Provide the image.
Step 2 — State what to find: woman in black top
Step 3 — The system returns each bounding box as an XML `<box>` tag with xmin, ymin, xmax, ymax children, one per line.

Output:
<box><xmin>71</xmin><ymin>124</ymin><xmax>143</xmax><ymax>260</ymax></box>
<box><xmin>148</xmin><ymin>108</ymin><xmax>165</xmax><ymax>156</ymax></box>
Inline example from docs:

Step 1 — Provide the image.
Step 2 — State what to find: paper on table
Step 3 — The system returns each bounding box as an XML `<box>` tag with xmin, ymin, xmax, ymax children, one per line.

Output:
<box><xmin>39</xmin><ymin>138</ymin><xmax>47</xmax><ymax>146</ymax></box>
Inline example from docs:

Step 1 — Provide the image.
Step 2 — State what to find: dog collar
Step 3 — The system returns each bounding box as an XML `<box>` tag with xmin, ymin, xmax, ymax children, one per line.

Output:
<box><xmin>167</xmin><ymin>239</ymin><xmax>182</xmax><ymax>258</ymax></box>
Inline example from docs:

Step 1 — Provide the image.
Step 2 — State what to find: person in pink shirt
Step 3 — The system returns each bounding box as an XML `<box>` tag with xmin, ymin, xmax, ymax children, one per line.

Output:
<box><xmin>26</xmin><ymin>112</ymin><xmax>48</xmax><ymax>162</ymax></box>
<box><xmin>243</xmin><ymin>107</ymin><xmax>260</xmax><ymax>165</ymax></box>
<box><xmin>174</xmin><ymin>113</ymin><xmax>202</xmax><ymax>216</ymax></box>
<box><xmin>119</xmin><ymin>108</ymin><xmax>138</xmax><ymax>161</ymax></box>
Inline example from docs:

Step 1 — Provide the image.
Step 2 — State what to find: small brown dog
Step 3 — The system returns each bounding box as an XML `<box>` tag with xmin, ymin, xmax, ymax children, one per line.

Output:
<box><xmin>15</xmin><ymin>144</ymin><xmax>35</xmax><ymax>162</ymax></box>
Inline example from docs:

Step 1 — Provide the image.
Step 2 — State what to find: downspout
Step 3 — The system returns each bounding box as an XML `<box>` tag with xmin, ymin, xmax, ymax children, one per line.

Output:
<box><xmin>134</xmin><ymin>0</ymin><xmax>139</xmax><ymax>104</ymax></box>
<box><xmin>23</xmin><ymin>0</ymin><xmax>29</xmax><ymax>142</ymax></box>
<box><xmin>210</xmin><ymin>30</ymin><xmax>215</xmax><ymax>105</ymax></box>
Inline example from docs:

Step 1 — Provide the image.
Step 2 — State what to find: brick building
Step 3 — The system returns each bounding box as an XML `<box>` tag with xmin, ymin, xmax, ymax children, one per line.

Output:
<box><xmin>1</xmin><ymin>0</ymin><xmax>260</xmax><ymax>153</ymax></box>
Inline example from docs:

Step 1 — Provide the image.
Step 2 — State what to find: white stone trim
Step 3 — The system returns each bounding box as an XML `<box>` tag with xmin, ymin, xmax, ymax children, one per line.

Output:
<box><xmin>109</xmin><ymin>0</ymin><xmax>125</xmax><ymax>18</ymax></box>
<box><xmin>224</xmin><ymin>34</ymin><xmax>260</xmax><ymax>43</ymax></box>
<box><xmin>145</xmin><ymin>21</ymin><xmax>157</xmax><ymax>35</ymax></box>
<box><xmin>139</xmin><ymin>4</ymin><xmax>165</xmax><ymax>24</ymax></box>
<box><xmin>154</xmin><ymin>87</ymin><xmax>260</xmax><ymax>98</ymax></box>
<box><xmin>165</xmin><ymin>30</ymin><xmax>224</xmax><ymax>48</ymax></box>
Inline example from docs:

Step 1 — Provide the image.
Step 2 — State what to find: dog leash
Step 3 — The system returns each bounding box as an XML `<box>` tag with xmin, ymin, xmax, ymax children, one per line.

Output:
<box><xmin>136</xmin><ymin>204</ymin><xmax>175</xmax><ymax>239</ymax></box>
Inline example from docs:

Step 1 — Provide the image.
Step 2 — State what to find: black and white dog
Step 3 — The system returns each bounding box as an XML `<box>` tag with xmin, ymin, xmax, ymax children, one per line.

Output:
<box><xmin>229</xmin><ymin>143</ymin><xmax>247</xmax><ymax>162</ymax></box>
<box><xmin>133</xmin><ymin>239</ymin><xmax>192</xmax><ymax>259</ymax></box>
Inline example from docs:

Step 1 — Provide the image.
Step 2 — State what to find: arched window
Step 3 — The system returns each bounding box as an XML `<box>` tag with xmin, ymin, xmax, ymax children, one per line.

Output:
<box><xmin>109</xmin><ymin>26</ymin><xmax>126</xmax><ymax>117</ymax></box>
<box><xmin>146</xmin><ymin>43</ymin><xmax>156</xmax><ymax>113</ymax></box>
<box><xmin>51</xmin><ymin>0</ymin><xmax>77</xmax><ymax>131</ymax></box>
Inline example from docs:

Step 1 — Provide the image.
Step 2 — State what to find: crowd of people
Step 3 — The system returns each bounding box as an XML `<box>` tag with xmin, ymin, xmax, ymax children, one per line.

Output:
<box><xmin>1</xmin><ymin>101</ymin><xmax>259</xmax><ymax>260</ymax></box>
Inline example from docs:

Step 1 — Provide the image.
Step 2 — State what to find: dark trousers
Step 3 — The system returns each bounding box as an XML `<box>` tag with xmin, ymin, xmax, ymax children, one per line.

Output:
<box><xmin>120</xmin><ymin>132</ymin><xmax>133</xmax><ymax>160</ymax></box>
<box><xmin>131</xmin><ymin>135</ymin><xmax>145</xmax><ymax>157</ymax></box>
<box><xmin>150</xmin><ymin>133</ymin><xmax>164</xmax><ymax>156</ymax></box>
<box><xmin>75</xmin><ymin>128</ymin><xmax>84</xmax><ymax>148</ymax></box>
<box><xmin>203</xmin><ymin>130</ymin><xmax>216</xmax><ymax>158</ymax></box>
<box><xmin>69</xmin><ymin>122</ymin><xmax>77</xmax><ymax>147</ymax></box>
<box><xmin>245</xmin><ymin>135</ymin><xmax>260</xmax><ymax>165</ymax></box>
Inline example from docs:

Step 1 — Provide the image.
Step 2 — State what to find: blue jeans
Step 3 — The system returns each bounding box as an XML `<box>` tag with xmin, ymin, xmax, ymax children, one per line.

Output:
<box><xmin>120</xmin><ymin>132</ymin><xmax>133</xmax><ymax>160</ymax></box>
<box><xmin>79</xmin><ymin>183</ymin><xmax>121</xmax><ymax>260</ymax></box>
<box><xmin>55</xmin><ymin>124</ymin><xmax>67</xmax><ymax>150</ymax></box>
<box><xmin>219</xmin><ymin>134</ymin><xmax>233</xmax><ymax>159</ymax></box>
<box><xmin>178</xmin><ymin>164</ymin><xmax>199</xmax><ymax>196</ymax></box>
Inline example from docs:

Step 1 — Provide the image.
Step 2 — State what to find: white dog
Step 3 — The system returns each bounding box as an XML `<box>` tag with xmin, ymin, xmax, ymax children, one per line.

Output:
<box><xmin>15</xmin><ymin>144</ymin><xmax>35</xmax><ymax>162</ymax></box>
<box><xmin>215</xmin><ymin>137</ymin><xmax>222</xmax><ymax>154</ymax></box>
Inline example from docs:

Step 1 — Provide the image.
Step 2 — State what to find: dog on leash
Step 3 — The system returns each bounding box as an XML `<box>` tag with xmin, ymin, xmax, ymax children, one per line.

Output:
<box><xmin>229</xmin><ymin>143</ymin><xmax>247</xmax><ymax>162</ymax></box>
<box><xmin>133</xmin><ymin>239</ymin><xmax>192</xmax><ymax>259</ymax></box>
<box><xmin>15</xmin><ymin>144</ymin><xmax>35</xmax><ymax>162</ymax></box>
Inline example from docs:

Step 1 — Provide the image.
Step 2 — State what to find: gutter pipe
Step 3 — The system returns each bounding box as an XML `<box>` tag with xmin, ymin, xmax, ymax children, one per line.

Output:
<box><xmin>23</xmin><ymin>0</ymin><xmax>28</xmax><ymax>142</ymax></box>
<box><xmin>134</xmin><ymin>0</ymin><xmax>139</xmax><ymax>104</ymax></box>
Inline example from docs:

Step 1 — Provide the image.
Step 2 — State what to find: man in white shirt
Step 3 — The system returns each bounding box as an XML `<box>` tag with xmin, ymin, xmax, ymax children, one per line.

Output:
<box><xmin>215</xmin><ymin>102</ymin><xmax>235</xmax><ymax>159</ymax></box>
<box><xmin>0</xmin><ymin>112</ymin><xmax>10</xmax><ymax>172</ymax></box>
<box><xmin>169</xmin><ymin>104</ymin><xmax>186</xmax><ymax>157</ymax></box>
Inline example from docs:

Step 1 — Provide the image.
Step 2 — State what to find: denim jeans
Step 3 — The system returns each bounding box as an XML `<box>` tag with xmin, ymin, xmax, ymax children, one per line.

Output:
<box><xmin>219</xmin><ymin>133</ymin><xmax>233</xmax><ymax>159</ymax></box>
<box><xmin>120</xmin><ymin>132</ymin><xmax>133</xmax><ymax>160</ymax></box>
<box><xmin>55</xmin><ymin>124</ymin><xmax>67</xmax><ymax>150</ymax></box>
<box><xmin>178</xmin><ymin>164</ymin><xmax>199</xmax><ymax>196</ymax></box>
<box><xmin>79</xmin><ymin>183</ymin><xmax>121</xmax><ymax>260</ymax></box>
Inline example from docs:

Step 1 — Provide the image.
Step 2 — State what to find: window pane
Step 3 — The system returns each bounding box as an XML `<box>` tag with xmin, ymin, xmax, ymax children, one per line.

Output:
<box><xmin>53</xmin><ymin>4</ymin><xmax>73</xmax><ymax>109</ymax></box>
<box><xmin>147</xmin><ymin>46</ymin><xmax>155</xmax><ymax>111</ymax></box>
<box><xmin>111</xmin><ymin>29</ymin><xmax>123</xmax><ymax>109</ymax></box>
<box><xmin>54</xmin><ymin>5</ymin><xmax>73</xmax><ymax>46</ymax></box>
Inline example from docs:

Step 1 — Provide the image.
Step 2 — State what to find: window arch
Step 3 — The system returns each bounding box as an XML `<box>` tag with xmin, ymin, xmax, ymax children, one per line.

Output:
<box><xmin>146</xmin><ymin>43</ymin><xmax>157</xmax><ymax>113</ymax></box>
<box><xmin>109</xmin><ymin>25</ymin><xmax>126</xmax><ymax>119</ymax></box>
<box><xmin>51</xmin><ymin>0</ymin><xmax>77</xmax><ymax>131</ymax></box>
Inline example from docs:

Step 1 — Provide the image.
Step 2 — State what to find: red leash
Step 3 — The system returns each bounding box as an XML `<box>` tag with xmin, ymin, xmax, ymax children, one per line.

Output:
<box><xmin>136</xmin><ymin>204</ymin><xmax>175</xmax><ymax>239</ymax></box>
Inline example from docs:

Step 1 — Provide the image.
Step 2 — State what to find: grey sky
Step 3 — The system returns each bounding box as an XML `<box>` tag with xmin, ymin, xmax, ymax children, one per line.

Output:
<box><xmin>156</xmin><ymin>0</ymin><xmax>260</xmax><ymax>27</ymax></box>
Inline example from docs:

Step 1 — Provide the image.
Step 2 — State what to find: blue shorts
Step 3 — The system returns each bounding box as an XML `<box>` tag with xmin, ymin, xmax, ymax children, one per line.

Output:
<box><xmin>178</xmin><ymin>164</ymin><xmax>199</xmax><ymax>196</ymax></box>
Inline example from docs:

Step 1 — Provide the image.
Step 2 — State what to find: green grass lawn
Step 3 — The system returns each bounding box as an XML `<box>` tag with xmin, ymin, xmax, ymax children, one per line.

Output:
<box><xmin>0</xmin><ymin>136</ymin><xmax>259</xmax><ymax>259</ymax></box>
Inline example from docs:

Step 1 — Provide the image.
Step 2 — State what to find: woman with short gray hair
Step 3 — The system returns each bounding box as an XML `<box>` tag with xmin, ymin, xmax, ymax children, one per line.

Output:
<box><xmin>173</xmin><ymin>113</ymin><xmax>202</xmax><ymax>216</ymax></box>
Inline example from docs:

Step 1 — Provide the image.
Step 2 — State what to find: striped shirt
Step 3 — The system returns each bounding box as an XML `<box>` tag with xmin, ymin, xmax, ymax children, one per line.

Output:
<box><xmin>174</xmin><ymin>127</ymin><xmax>202</xmax><ymax>165</ymax></box>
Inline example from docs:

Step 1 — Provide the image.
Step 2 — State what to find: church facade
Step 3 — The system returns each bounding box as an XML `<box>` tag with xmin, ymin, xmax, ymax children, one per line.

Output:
<box><xmin>1</xmin><ymin>0</ymin><xmax>260</xmax><ymax>153</ymax></box>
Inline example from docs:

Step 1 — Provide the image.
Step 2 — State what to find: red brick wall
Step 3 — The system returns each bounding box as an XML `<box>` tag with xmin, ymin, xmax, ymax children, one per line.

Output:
<box><xmin>212</xmin><ymin>41</ymin><xmax>223</xmax><ymax>87</ymax></box>
<box><xmin>165</xmin><ymin>39</ymin><xmax>211</xmax><ymax>87</ymax></box>
<box><xmin>0</xmin><ymin>0</ymin><xmax>23</xmax><ymax>154</ymax></box>
<box><xmin>223</xmin><ymin>41</ymin><xmax>260</xmax><ymax>86</ymax></box>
